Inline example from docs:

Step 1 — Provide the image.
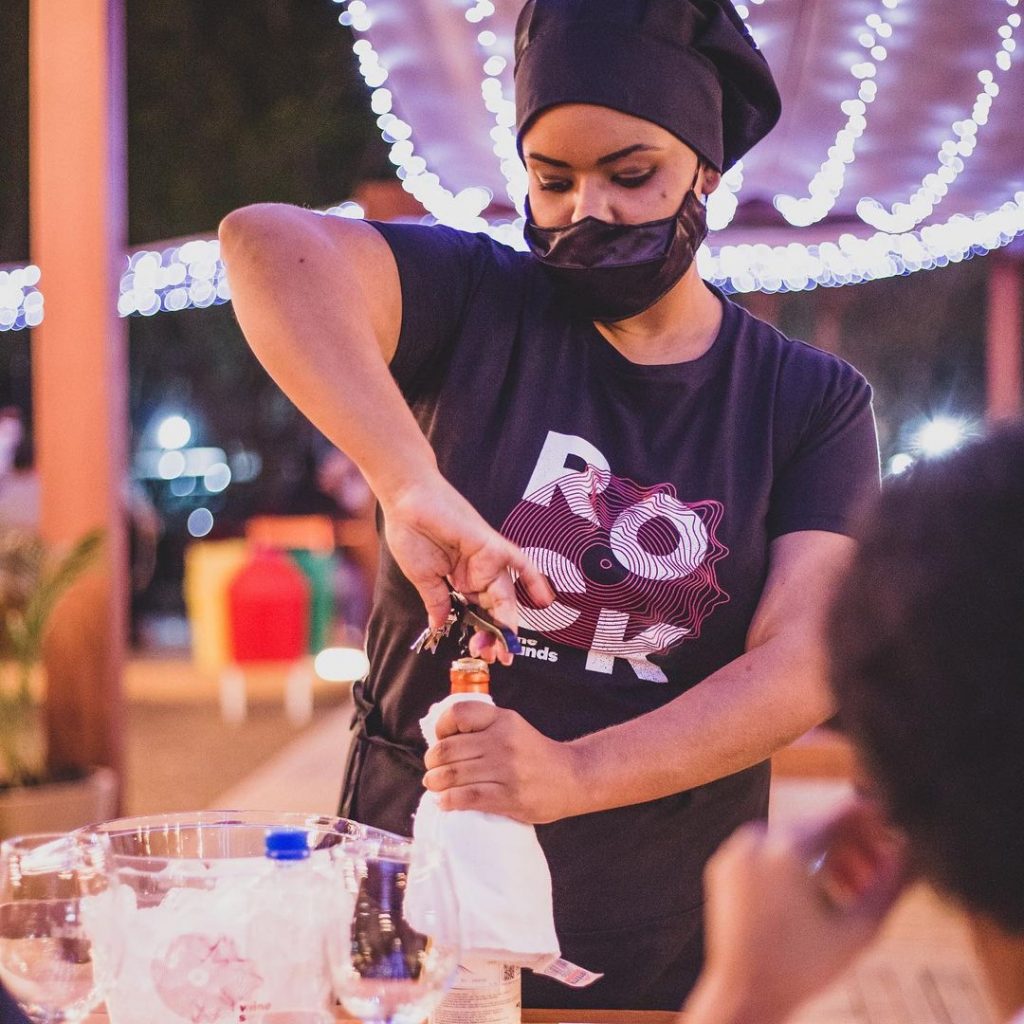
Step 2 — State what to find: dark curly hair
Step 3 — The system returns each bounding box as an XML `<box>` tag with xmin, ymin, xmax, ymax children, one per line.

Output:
<box><xmin>829</xmin><ymin>421</ymin><xmax>1024</xmax><ymax>933</ymax></box>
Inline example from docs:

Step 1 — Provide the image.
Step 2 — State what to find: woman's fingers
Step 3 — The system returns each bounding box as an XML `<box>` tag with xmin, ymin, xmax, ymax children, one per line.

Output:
<box><xmin>415</xmin><ymin>572</ymin><xmax>462</xmax><ymax>632</ymax></box>
<box><xmin>385</xmin><ymin>476</ymin><xmax>554</xmax><ymax>654</ymax></box>
<box><xmin>468</xmin><ymin>631</ymin><xmax>504</xmax><ymax>664</ymax></box>
<box><xmin>452</xmin><ymin>543</ymin><xmax>550</xmax><ymax>663</ymax></box>
<box><xmin>422</xmin><ymin>755</ymin><xmax>494</xmax><ymax>794</ymax></box>
<box><xmin>480</xmin><ymin>571</ymin><xmax>525</xmax><ymax>648</ymax></box>
<box><xmin>508</xmin><ymin>545</ymin><xmax>556</xmax><ymax>609</ymax></box>
<box><xmin>434</xmin><ymin>698</ymin><xmax>499</xmax><ymax>739</ymax></box>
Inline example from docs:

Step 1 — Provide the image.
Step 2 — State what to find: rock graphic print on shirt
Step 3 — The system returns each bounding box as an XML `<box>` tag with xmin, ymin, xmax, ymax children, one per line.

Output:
<box><xmin>502</xmin><ymin>432</ymin><xmax>730</xmax><ymax>682</ymax></box>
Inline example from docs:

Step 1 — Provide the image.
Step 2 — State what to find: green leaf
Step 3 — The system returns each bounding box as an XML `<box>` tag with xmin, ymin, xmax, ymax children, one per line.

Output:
<box><xmin>21</xmin><ymin>530</ymin><xmax>104</xmax><ymax>656</ymax></box>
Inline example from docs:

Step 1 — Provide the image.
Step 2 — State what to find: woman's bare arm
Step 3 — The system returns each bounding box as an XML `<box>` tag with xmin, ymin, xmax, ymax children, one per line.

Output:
<box><xmin>219</xmin><ymin>204</ymin><xmax>552</xmax><ymax>633</ymax></box>
<box><xmin>219</xmin><ymin>204</ymin><xmax>428</xmax><ymax>500</ymax></box>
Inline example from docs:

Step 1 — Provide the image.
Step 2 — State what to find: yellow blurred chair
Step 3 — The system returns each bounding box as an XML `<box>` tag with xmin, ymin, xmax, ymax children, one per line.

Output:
<box><xmin>183</xmin><ymin>539</ymin><xmax>249</xmax><ymax>677</ymax></box>
<box><xmin>184</xmin><ymin>538</ymin><xmax>315</xmax><ymax>727</ymax></box>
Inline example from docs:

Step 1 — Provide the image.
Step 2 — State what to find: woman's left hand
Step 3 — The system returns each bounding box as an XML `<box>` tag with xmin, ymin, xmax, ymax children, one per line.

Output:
<box><xmin>422</xmin><ymin>701</ymin><xmax>580</xmax><ymax>823</ymax></box>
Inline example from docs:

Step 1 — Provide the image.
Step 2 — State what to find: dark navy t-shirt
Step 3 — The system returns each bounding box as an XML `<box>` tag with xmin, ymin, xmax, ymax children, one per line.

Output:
<box><xmin>344</xmin><ymin>221</ymin><xmax>879</xmax><ymax>1008</ymax></box>
<box><xmin>0</xmin><ymin>984</ymin><xmax>29</xmax><ymax>1024</ymax></box>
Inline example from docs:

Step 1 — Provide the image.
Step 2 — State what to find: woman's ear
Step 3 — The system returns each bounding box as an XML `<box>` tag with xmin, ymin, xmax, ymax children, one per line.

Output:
<box><xmin>701</xmin><ymin>166</ymin><xmax>722</xmax><ymax>197</ymax></box>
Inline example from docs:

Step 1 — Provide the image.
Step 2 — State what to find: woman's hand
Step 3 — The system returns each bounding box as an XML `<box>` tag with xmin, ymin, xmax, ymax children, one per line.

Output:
<box><xmin>423</xmin><ymin>700</ymin><xmax>581</xmax><ymax>823</ymax></box>
<box><xmin>381</xmin><ymin>475</ymin><xmax>554</xmax><ymax>664</ymax></box>
<box><xmin>684</xmin><ymin>799</ymin><xmax>908</xmax><ymax>1024</ymax></box>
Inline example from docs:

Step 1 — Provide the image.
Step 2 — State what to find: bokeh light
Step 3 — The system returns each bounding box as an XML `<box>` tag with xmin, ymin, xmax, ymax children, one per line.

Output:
<box><xmin>187</xmin><ymin>507</ymin><xmax>215</xmax><ymax>538</ymax></box>
<box><xmin>314</xmin><ymin>646</ymin><xmax>370</xmax><ymax>682</ymax></box>
<box><xmin>157</xmin><ymin>415</ymin><xmax>192</xmax><ymax>450</ymax></box>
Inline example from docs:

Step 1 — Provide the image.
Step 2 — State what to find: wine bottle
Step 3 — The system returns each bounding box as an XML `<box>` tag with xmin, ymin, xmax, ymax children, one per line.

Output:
<box><xmin>429</xmin><ymin>658</ymin><xmax>522</xmax><ymax>1024</ymax></box>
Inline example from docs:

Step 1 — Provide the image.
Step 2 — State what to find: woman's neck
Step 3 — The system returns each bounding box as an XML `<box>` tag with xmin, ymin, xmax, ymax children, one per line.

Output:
<box><xmin>969</xmin><ymin>913</ymin><xmax>1024</xmax><ymax>1022</ymax></box>
<box><xmin>592</xmin><ymin>264</ymin><xmax>723</xmax><ymax>366</ymax></box>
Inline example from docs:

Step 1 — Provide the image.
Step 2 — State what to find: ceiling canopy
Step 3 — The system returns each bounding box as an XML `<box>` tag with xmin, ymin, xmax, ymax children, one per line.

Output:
<box><xmin>5</xmin><ymin>0</ymin><xmax>1023</xmax><ymax>334</ymax></box>
<box><xmin>343</xmin><ymin>0</ymin><xmax>1024</xmax><ymax>289</ymax></box>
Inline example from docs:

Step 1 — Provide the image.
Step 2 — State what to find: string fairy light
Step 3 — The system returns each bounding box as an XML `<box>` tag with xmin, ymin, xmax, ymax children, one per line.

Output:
<box><xmin>332</xmin><ymin>0</ymin><xmax>495</xmax><ymax>234</ymax></box>
<box><xmin>117</xmin><ymin>239</ymin><xmax>230</xmax><ymax>318</ymax></box>
<box><xmin>0</xmin><ymin>264</ymin><xmax>42</xmax><ymax>332</ymax></box>
<box><xmin>773</xmin><ymin>1</ymin><xmax>902</xmax><ymax>228</ymax></box>
<box><xmin>733</xmin><ymin>0</ymin><xmax>767</xmax><ymax>51</ymax></box>
<box><xmin>6</xmin><ymin>188</ymin><xmax>1024</xmax><ymax>335</ymax></box>
<box><xmin>122</xmin><ymin>0</ymin><xmax>1024</xmax><ymax>301</ymax></box>
<box><xmin>4</xmin><ymin>0</ymin><xmax>1024</xmax><ymax>335</ymax></box>
<box><xmin>706</xmin><ymin>163</ymin><xmax>746</xmax><ymax>232</ymax></box>
<box><xmin>699</xmin><ymin>191</ymin><xmax>1024</xmax><ymax>293</ymax></box>
<box><xmin>468</xmin><ymin>0</ymin><xmax>528</xmax><ymax>216</ymax></box>
<box><xmin>700</xmin><ymin>0</ymin><xmax>763</xmax><ymax>230</ymax></box>
<box><xmin>856</xmin><ymin>0</ymin><xmax>1020</xmax><ymax>232</ymax></box>
<box><xmin>108</xmin><ymin>185</ymin><xmax>1024</xmax><ymax>319</ymax></box>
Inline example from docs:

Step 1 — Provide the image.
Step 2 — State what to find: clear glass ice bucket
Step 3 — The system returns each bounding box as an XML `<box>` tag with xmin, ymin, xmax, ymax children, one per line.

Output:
<box><xmin>82</xmin><ymin>810</ymin><xmax>404</xmax><ymax>1024</ymax></box>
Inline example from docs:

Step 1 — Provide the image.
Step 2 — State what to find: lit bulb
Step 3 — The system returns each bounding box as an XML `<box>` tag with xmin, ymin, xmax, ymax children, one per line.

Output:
<box><xmin>913</xmin><ymin>417</ymin><xmax>970</xmax><ymax>458</ymax></box>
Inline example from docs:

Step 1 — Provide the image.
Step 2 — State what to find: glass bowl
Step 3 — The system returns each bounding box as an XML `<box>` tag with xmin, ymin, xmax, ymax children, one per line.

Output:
<box><xmin>83</xmin><ymin>811</ymin><xmax>404</xmax><ymax>1024</ymax></box>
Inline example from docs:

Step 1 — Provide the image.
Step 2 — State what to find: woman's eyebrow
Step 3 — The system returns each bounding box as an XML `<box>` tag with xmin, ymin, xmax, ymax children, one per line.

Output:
<box><xmin>526</xmin><ymin>143</ymin><xmax>662</xmax><ymax>168</ymax></box>
<box><xmin>526</xmin><ymin>151</ymin><xmax>571</xmax><ymax>168</ymax></box>
<box><xmin>596</xmin><ymin>143</ymin><xmax>661</xmax><ymax>165</ymax></box>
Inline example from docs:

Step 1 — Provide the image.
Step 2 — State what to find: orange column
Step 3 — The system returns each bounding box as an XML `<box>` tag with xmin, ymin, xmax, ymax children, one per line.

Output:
<box><xmin>987</xmin><ymin>256</ymin><xmax>1024</xmax><ymax>424</ymax></box>
<box><xmin>29</xmin><ymin>0</ymin><xmax>127</xmax><ymax>783</ymax></box>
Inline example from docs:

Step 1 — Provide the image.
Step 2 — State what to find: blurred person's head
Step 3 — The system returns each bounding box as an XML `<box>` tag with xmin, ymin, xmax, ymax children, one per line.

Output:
<box><xmin>829</xmin><ymin>422</ymin><xmax>1024</xmax><ymax>1003</ymax></box>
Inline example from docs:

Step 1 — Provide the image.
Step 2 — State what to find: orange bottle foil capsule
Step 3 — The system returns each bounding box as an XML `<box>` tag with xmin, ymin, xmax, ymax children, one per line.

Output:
<box><xmin>450</xmin><ymin>657</ymin><xmax>490</xmax><ymax>694</ymax></box>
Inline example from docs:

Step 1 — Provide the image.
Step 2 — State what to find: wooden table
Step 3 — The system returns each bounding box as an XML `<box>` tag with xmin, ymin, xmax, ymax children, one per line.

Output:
<box><xmin>522</xmin><ymin>1015</ymin><xmax>676</xmax><ymax>1023</ymax></box>
<box><xmin>788</xmin><ymin>883</ymin><xmax>997</xmax><ymax>1024</ymax></box>
<box><xmin>85</xmin><ymin>1013</ymin><xmax>676</xmax><ymax>1023</ymax></box>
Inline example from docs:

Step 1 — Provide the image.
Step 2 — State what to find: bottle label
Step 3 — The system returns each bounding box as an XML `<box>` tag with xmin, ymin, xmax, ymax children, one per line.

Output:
<box><xmin>531</xmin><ymin>956</ymin><xmax>604</xmax><ymax>988</ymax></box>
<box><xmin>429</xmin><ymin>962</ymin><xmax>521</xmax><ymax>1024</ymax></box>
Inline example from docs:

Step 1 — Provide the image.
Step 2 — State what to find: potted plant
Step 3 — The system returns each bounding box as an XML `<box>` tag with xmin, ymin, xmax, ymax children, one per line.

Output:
<box><xmin>0</xmin><ymin>526</ymin><xmax>117</xmax><ymax>837</ymax></box>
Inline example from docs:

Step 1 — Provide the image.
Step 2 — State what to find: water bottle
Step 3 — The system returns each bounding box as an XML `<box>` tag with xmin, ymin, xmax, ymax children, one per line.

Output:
<box><xmin>242</xmin><ymin>828</ymin><xmax>334</xmax><ymax>1021</ymax></box>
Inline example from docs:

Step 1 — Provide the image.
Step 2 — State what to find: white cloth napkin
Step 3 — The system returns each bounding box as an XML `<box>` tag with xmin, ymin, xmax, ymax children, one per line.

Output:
<box><xmin>413</xmin><ymin>691</ymin><xmax>561</xmax><ymax>969</ymax></box>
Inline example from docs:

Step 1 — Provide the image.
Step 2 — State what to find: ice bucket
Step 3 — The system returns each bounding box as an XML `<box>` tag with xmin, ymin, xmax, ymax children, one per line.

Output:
<box><xmin>84</xmin><ymin>810</ymin><xmax>403</xmax><ymax>1024</ymax></box>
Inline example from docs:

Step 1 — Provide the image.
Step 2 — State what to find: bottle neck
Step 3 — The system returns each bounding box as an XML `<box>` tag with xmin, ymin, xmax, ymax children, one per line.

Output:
<box><xmin>450</xmin><ymin>657</ymin><xmax>490</xmax><ymax>695</ymax></box>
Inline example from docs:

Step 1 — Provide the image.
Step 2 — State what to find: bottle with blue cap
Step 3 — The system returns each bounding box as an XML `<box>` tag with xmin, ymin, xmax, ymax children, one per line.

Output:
<box><xmin>241</xmin><ymin>827</ymin><xmax>335</xmax><ymax>1021</ymax></box>
<box><xmin>265</xmin><ymin>826</ymin><xmax>312</xmax><ymax>863</ymax></box>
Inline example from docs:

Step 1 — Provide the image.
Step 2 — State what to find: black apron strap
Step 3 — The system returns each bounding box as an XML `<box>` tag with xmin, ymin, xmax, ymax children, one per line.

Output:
<box><xmin>339</xmin><ymin>678</ymin><xmax>425</xmax><ymax>834</ymax></box>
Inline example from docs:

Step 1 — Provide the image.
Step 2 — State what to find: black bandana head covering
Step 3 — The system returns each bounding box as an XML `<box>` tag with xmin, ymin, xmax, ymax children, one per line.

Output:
<box><xmin>514</xmin><ymin>0</ymin><xmax>781</xmax><ymax>172</ymax></box>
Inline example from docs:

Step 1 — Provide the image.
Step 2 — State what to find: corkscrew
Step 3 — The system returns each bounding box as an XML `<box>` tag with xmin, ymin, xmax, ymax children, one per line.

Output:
<box><xmin>410</xmin><ymin>583</ymin><xmax>523</xmax><ymax>657</ymax></box>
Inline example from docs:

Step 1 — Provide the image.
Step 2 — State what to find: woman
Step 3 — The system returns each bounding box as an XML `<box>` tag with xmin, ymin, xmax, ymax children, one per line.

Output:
<box><xmin>220</xmin><ymin>0</ymin><xmax>879</xmax><ymax>1008</ymax></box>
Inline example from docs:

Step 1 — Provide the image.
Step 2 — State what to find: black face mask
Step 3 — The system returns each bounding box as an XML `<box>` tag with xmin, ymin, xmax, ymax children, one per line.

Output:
<box><xmin>524</xmin><ymin>168</ymin><xmax>709</xmax><ymax>323</ymax></box>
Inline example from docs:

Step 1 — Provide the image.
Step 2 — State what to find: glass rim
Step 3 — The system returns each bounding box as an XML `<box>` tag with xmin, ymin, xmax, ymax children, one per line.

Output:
<box><xmin>0</xmin><ymin>830</ymin><xmax>109</xmax><ymax>876</ymax></box>
<box><xmin>0</xmin><ymin>830</ymin><xmax>105</xmax><ymax>852</ymax></box>
<box><xmin>84</xmin><ymin>809</ymin><xmax>376</xmax><ymax>833</ymax></box>
<box><xmin>329</xmin><ymin>834</ymin><xmax>448</xmax><ymax>870</ymax></box>
<box><xmin>80</xmin><ymin>809</ymin><xmax>407</xmax><ymax>867</ymax></box>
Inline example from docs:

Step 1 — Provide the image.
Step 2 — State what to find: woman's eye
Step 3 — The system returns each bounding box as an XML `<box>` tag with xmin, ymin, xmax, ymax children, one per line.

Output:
<box><xmin>537</xmin><ymin>179</ymin><xmax>571</xmax><ymax>193</ymax></box>
<box><xmin>614</xmin><ymin>170</ymin><xmax>656</xmax><ymax>189</ymax></box>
